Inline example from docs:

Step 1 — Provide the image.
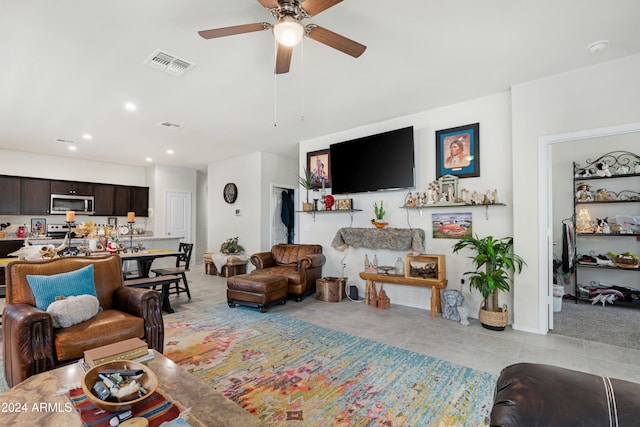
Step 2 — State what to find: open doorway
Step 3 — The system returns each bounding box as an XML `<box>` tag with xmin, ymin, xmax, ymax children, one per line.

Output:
<box><xmin>271</xmin><ymin>185</ymin><xmax>296</xmax><ymax>246</ymax></box>
<box><xmin>539</xmin><ymin>122</ymin><xmax>640</xmax><ymax>335</ymax></box>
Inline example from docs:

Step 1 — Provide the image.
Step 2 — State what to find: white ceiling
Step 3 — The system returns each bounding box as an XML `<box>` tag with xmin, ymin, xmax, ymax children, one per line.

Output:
<box><xmin>1</xmin><ymin>0</ymin><xmax>639</xmax><ymax>172</ymax></box>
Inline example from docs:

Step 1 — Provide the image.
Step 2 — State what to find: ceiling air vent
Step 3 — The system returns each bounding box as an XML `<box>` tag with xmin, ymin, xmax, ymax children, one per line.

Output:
<box><xmin>144</xmin><ymin>49</ymin><xmax>195</xmax><ymax>77</ymax></box>
<box><xmin>55</xmin><ymin>138</ymin><xmax>75</xmax><ymax>144</ymax></box>
<box><xmin>157</xmin><ymin>121</ymin><xmax>184</xmax><ymax>129</ymax></box>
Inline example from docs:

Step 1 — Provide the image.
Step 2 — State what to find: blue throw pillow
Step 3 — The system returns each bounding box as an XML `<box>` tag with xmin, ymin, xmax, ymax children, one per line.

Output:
<box><xmin>27</xmin><ymin>264</ymin><xmax>98</xmax><ymax>311</ymax></box>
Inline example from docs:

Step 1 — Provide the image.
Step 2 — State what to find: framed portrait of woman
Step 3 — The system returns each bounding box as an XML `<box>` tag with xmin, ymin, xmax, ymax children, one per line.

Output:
<box><xmin>307</xmin><ymin>149</ymin><xmax>331</xmax><ymax>189</ymax></box>
<box><xmin>435</xmin><ymin>123</ymin><xmax>480</xmax><ymax>178</ymax></box>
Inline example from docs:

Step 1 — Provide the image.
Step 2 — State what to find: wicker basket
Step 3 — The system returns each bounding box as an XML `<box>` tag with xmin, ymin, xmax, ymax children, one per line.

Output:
<box><xmin>479</xmin><ymin>302</ymin><xmax>508</xmax><ymax>331</ymax></box>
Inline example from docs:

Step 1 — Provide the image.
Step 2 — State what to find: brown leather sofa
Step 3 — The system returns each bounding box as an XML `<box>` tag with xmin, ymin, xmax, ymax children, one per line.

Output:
<box><xmin>2</xmin><ymin>255</ymin><xmax>164</xmax><ymax>387</ymax></box>
<box><xmin>491</xmin><ymin>363</ymin><xmax>640</xmax><ymax>426</ymax></box>
<box><xmin>250</xmin><ymin>244</ymin><xmax>325</xmax><ymax>301</ymax></box>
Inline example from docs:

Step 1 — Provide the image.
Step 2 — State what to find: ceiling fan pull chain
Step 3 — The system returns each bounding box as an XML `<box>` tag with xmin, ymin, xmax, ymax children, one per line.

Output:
<box><xmin>274</xmin><ymin>40</ymin><xmax>278</xmax><ymax>127</ymax></box>
<box><xmin>300</xmin><ymin>38</ymin><xmax>304</xmax><ymax>122</ymax></box>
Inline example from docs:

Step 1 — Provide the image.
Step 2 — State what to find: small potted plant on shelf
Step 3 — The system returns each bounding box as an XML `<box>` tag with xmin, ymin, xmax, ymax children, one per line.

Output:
<box><xmin>371</xmin><ymin>200</ymin><xmax>388</xmax><ymax>229</ymax></box>
<box><xmin>220</xmin><ymin>237</ymin><xmax>245</xmax><ymax>255</ymax></box>
<box><xmin>298</xmin><ymin>168</ymin><xmax>314</xmax><ymax>211</ymax></box>
<box><xmin>452</xmin><ymin>234</ymin><xmax>526</xmax><ymax>331</ymax></box>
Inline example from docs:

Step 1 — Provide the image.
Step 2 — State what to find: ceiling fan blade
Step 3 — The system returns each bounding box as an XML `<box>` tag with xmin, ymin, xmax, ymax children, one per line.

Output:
<box><xmin>198</xmin><ymin>23</ymin><xmax>270</xmax><ymax>39</ymax></box>
<box><xmin>275</xmin><ymin>44</ymin><xmax>293</xmax><ymax>74</ymax></box>
<box><xmin>301</xmin><ymin>0</ymin><xmax>343</xmax><ymax>16</ymax></box>
<box><xmin>256</xmin><ymin>0</ymin><xmax>279</xmax><ymax>8</ymax></box>
<box><xmin>306</xmin><ymin>25</ymin><xmax>366</xmax><ymax>58</ymax></box>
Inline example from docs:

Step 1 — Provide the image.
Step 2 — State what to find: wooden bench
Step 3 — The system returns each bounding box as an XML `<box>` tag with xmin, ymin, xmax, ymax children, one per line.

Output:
<box><xmin>124</xmin><ymin>275</ymin><xmax>181</xmax><ymax>314</ymax></box>
<box><xmin>359</xmin><ymin>272</ymin><xmax>447</xmax><ymax>318</ymax></box>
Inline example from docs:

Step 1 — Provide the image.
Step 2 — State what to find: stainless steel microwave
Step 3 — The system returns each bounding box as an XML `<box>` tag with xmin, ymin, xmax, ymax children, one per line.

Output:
<box><xmin>50</xmin><ymin>194</ymin><xmax>95</xmax><ymax>215</ymax></box>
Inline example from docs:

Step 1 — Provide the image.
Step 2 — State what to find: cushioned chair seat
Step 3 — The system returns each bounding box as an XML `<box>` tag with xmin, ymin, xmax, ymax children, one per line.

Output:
<box><xmin>250</xmin><ymin>244</ymin><xmax>325</xmax><ymax>301</ymax></box>
<box><xmin>54</xmin><ymin>310</ymin><xmax>145</xmax><ymax>361</ymax></box>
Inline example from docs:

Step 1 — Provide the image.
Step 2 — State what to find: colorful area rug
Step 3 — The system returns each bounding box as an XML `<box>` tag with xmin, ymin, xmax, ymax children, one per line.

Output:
<box><xmin>163</xmin><ymin>304</ymin><xmax>496</xmax><ymax>426</ymax></box>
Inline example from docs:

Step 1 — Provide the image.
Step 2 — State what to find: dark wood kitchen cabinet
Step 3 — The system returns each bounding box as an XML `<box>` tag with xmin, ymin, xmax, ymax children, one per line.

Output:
<box><xmin>131</xmin><ymin>186</ymin><xmax>149</xmax><ymax>217</ymax></box>
<box><xmin>50</xmin><ymin>180</ymin><xmax>93</xmax><ymax>196</ymax></box>
<box><xmin>93</xmin><ymin>183</ymin><xmax>115</xmax><ymax>215</ymax></box>
<box><xmin>0</xmin><ymin>175</ymin><xmax>21</xmax><ymax>214</ymax></box>
<box><xmin>114</xmin><ymin>186</ymin><xmax>131</xmax><ymax>216</ymax></box>
<box><xmin>21</xmin><ymin>178</ymin><xmax>51</xmax><ymax>214</ymax></box>
<box><xmin>113</xmin><ymin>186</ymin><xmax>149</xmax><ymax>217</ymax></box>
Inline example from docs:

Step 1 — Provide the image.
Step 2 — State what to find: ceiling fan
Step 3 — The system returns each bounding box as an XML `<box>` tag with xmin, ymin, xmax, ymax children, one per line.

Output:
<box><xmin>198</xmin><ymin>0</ymin><xmax>366</xmax><ymax>74</ymax></box>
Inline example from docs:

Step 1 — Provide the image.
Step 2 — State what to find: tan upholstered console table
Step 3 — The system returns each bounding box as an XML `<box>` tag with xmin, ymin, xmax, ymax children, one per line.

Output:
<box><xmin>359</xmin><ymin>272</ymin><xmax>447</xmax><ymax>318</ymax></box>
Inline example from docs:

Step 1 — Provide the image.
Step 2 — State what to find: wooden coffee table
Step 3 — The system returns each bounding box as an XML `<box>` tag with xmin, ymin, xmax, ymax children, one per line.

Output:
<box><xmin>0</xmin><ymin>350</ymin><xmax>266</xmax><ymax>427</ymax></box>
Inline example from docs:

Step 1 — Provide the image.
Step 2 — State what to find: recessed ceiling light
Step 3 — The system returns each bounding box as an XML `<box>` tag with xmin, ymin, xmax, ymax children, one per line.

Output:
<box><xmin>587</xmin><ymin>40</ymin><xmax>609</xmax><ymax>54</ymax></box>
<box><xmin>68</xmin><ymin>145</ymin><xmax>78</xmax><ymax>151</ymax></box>
<box><xmin>145</xmin><ymin>157</ymin><xmax>153</xmax><ymax>162</ymax></box>
<box><xmin>166</xmin><ymin>149</ymin><xmax>175</xmax><ymax>155</ymax></box>
<box><xmin>82</xmin><ymin>133</ymin><xmax>92</xmax><ymax>140</ymax></box>
<box><xmin>124</xmin><ymin>102</ymin><xmax>137</xmax><ymax>111</ymax></box>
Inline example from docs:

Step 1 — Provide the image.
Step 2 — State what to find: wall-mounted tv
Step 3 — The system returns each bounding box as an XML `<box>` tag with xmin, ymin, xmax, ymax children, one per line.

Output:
<box><xmin>329</xmin><ymin>126</ymin><xmax>415</xmax><ymax>194</ymax></box>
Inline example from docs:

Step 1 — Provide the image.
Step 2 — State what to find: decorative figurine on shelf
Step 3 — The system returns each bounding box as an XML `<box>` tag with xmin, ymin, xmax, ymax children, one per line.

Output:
<box><xmin>491</xmin><ymin>189</ymin><xmax>499</xmax><ymax>204</ymax></box>
<box><xmin>615</xmin><ymin>165</ymin><xmax>630</xmax><ymax>175</ymax></box>
<box><xmin>324</xmin><ymin>194</ymin><xmax>335</xmax><ymax>211</ymax></box>
<box><xmin>418</xmin><ymin>192</ymin><xmax>427</xmax><ymax>207</ymax></box>
<box><xmin>575</xmin><ymin>183</ymin><xmax>594</xmax><ymax>202</ymax></box>
<box><xmin>460</xmin><ymin>188</ymin><xmax>469</xmax><ymax>204</ymax></box>
<box><xmin>594</xmin><ymin>162</ymin><xmax>612</xmax><ymax>177</ymax></box>
<box><xmin>471</xmin><ymin>191</ymin><xmax>481</xmax><ymax>205</ymax></box>
<box><xmin>595</xmin><ymin>217</ymin><xmax>610</xmax><ymax>234</ymax></box>
<box><xmin>405</xmin><ymin>192</ymin><xmax>417</xmax><ymax>207</ymax></box>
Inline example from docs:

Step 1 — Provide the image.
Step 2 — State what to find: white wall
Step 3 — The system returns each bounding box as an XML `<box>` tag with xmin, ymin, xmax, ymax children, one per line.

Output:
<box><xmin>512</xmin><ymin>53</ymin><xmax>640</xmax><ymax>333</ymax></box>
<box><xmin>299</xmin><ymin>92</ymin><xmax>515</xmax><ymax>316</ymax></box>
<box><xmin>207</xmin><ymin>152</ymin><xmax>298</xmax><ymax>259</ymax></box>
<box><xmin>146</xmin><ymin>165</ymin><xmax>198</xmax><ymax>256</ymax></box>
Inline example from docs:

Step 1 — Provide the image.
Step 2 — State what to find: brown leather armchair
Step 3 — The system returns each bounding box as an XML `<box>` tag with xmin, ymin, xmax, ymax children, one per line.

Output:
<box><xmin>250</xmin><ymin>244</ymin><xmax>325</xmax><ymax>301</ymax></box>
<box><xmin>2</xmin><ymin>255</ymin><xmax>164</xmax><ymax>388</ymax></box>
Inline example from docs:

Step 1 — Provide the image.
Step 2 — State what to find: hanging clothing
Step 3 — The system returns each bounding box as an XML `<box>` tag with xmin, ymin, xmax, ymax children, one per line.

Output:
<box><xmin>561</xmin><ymin>220</ymin><xmax>575</xmax><ymax>274</ymax></box>
<box><xmin>281</xmin><ymin>190</ymin><xmax>294</xmax><ymax>243</ymax></box>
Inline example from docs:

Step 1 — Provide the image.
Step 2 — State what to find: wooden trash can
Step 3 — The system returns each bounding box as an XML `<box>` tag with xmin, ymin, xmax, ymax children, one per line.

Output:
<box><xmin>316</xmin><ymin>277</ymin><xmax>347</xmax><ymax>302</ymax></box>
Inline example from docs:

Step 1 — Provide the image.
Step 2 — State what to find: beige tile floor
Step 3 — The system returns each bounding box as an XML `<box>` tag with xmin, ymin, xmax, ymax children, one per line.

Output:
<box><xmin>3</xmin><ymin>262</ymin><xmax>640</xmax><ymax>384</ymax></box>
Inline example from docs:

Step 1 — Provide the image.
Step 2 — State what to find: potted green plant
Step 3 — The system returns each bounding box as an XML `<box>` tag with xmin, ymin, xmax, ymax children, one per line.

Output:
<box><xmin>220</xmin><ymin>237</ymin><xmax>245</xmax><ymax>254</ymax></box>
<box><xmin>298</xmin><ymin>168</ymin><xmax>314</xmax><ymax>211</ymax></box>
<box><xmin>452</xmin><ymin>234</ymin><xmax>526</xmax><ymax>330</ymax></box>
<box><xmin>371</xmin><ymin>200</ymin><xmax>388</xmax><ymax>228</ymax></box>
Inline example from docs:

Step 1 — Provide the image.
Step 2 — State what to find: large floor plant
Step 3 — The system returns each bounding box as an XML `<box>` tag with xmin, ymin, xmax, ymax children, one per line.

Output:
<box><xmin>452</xmin><ymin>234</ymin><xmax>526</xmax><ymax>313</ymax></box>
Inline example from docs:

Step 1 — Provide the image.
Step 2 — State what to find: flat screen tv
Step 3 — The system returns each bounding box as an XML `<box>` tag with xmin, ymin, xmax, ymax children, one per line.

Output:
<box><xmin>329</xmin><ymin>126</ymin><xmax>415</xmax><ymax>194</ymax></box>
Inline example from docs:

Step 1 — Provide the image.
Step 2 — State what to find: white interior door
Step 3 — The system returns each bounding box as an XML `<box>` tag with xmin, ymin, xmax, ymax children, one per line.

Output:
<box><xmin>165</xmin><ymin>190</ymin><xmax>191</xmax><ymax>242</ymax></box>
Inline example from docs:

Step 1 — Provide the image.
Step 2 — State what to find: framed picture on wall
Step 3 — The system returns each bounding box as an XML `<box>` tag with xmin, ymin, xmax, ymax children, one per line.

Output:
<box><xmin>435</xmin><ymin>123</ymin><xmax>480</xmax><ymax>178</ymax></box>
<box><xmin>307</xmin><ymin>149</ymin><xmax>331</xmax><ymax>189</ymax></box>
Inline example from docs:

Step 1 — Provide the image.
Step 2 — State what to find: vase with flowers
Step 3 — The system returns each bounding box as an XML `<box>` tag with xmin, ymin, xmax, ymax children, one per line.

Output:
<box><xmin>371</xmin><ymin>201</ymin><xmax>388</xmax><ymax>229</ymax></box>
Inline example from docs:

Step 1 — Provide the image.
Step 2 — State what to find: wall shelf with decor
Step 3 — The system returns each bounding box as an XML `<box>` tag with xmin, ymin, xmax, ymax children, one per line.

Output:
<box><xmin>572</xmin><ymin>151</ymin><xmax>640</xmax><ymax>308</ymax></box>
<box><xmin>297</xmin><ymin>209</ymin><xmax>362</xmax><ymax>221</ymax></box>
<box><xmin>401</xmin><ymin>203</ymin><xmax>507</xmax><ymax>220</ymax></box>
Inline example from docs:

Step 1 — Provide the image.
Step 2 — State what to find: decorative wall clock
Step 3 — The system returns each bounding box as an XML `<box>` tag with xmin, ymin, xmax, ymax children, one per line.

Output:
<box><xmin>223</xmin><ymin>183</ymin><xmax>238</xmax><ymax>204</ymax></box>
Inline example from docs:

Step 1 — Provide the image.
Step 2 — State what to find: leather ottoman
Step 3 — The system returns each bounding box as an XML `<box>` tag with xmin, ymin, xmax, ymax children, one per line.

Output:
<box><xmin>490</xmin><ymin>363</ymin><xmax>640</xmax><ymax>426</ymax></box>
<box><xmin>227</xmin><ymin>274</ymin><xmax>288</xmax><ymax>313</ymax></box>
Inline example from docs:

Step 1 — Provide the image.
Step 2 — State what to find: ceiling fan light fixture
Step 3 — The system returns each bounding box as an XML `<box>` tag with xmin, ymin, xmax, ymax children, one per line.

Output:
<box><xmin>273</xmin><ymin>16</ymin><xmax>304</xmax><ymax>47</ymax></box>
